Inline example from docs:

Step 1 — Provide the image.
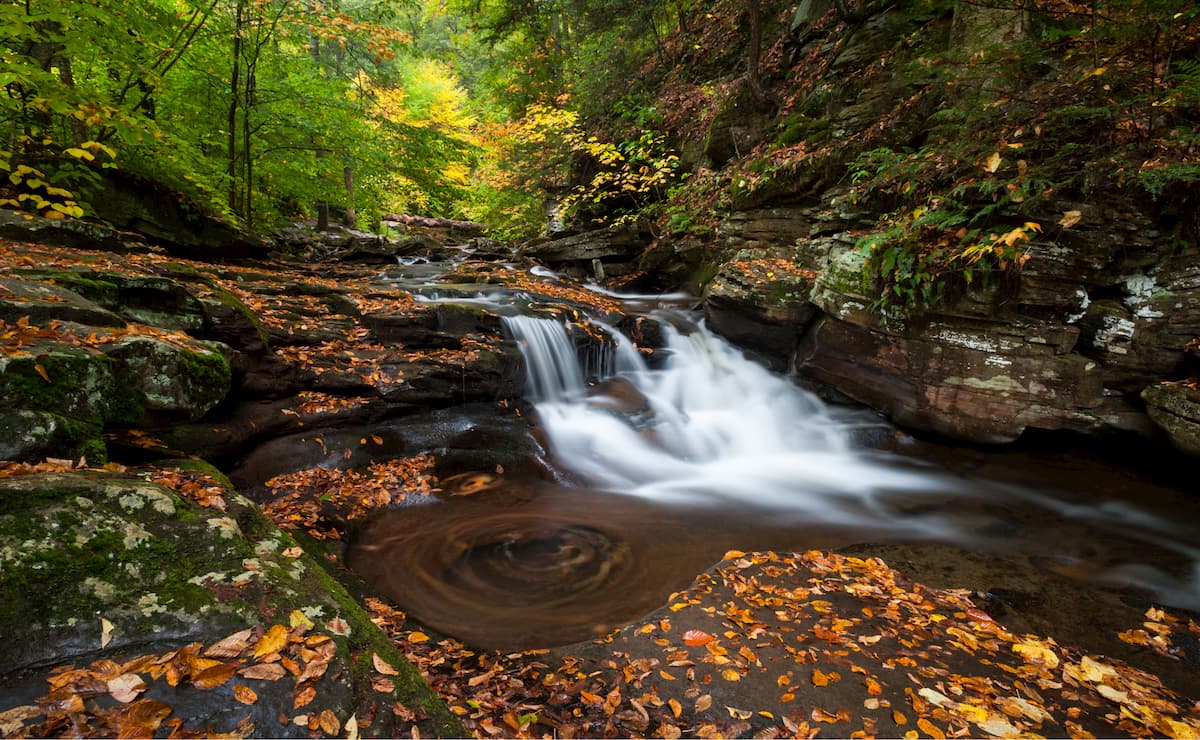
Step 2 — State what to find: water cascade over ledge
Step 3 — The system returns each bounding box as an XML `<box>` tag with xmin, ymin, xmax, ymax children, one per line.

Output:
<box><xmin>349</xmin><ymin>291</ymin><xmax>1200</xmax><ymax>650</ymax></box>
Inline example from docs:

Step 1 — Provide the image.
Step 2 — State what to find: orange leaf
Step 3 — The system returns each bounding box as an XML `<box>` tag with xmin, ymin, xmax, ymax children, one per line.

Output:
<box><xmin>669</xmin><ymin>698</ymin><xmax>682</xmax><ymax>718</ymax></box>
<box><xmin>893</xmin><ymin>709</ymin><xmax>908</xmax><ymax>725</ymax></box>
<box><xmin>407</xmin><ymin>631</ymin><xmax>430</xmax><ymax>643</ymax></box>
<box><xmin>238</xmin><ymin>663</ymin><xmax>286</xmax><ymax>681</ymax></box>
<box><xmin>253</xmin><ymin>624</ymin><xmax>289</xmax><ymax>658</ymax></box>
<box><xmin>34</xmin><ymin>363</ymin><xmax>50</xmax><ymax>383</ymax></box>
<box><xmin>682</xmin><ymin>630</ymin><xmax>714</xmax><ymax>646</ymax></box>
<box><xmin>811</xmin><ymin>707</ymin><xmax>840</xmax><ymax>723</ymax></box>
<box><xmin>865</xmin><ymin>676</ymin><xmax>882</xmax><ymax>696</ymax></box>
<box><xmin>294</xmin><ymin>685</ymin><xmax>316</xmax><ymax>709</ymax></box>
<box><xmin>917</xmin><ymin>718</ymin><xmax>945</xmax><ymax>739</ymax></box>
<box><xmin>317</xmin><ymin>709</ymin><xmax>340</xmax><ymax>735</ymax></box>
<box><xmin>812</xmin><ymin>669</ymin><xmax>829</xmax><ymax>687</ymax></box>
<box><xmin>107</xmin><ymin>674</ymin><xmax>147</xmax><ymax>704</ymax></box>
<box><xmin>233</xmin><ymin>684</ymin><xmax>258</xmax><ymax>705</ymax></box>
<box><xmin>373</xmin><ymin>653</ymin><xmax>399</xmax><ymax>676</ymax></box>
<box><xmin>192</xmin><ymin>663</ymin><xmax>236</xmax><ymax>689</ymax></box>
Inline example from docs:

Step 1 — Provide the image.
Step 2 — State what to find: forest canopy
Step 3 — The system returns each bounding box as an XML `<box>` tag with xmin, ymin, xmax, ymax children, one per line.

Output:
<box><xmin>1</xmin><ymin>0</ymin><xmax>1197</xmax><ymax>248</ymax></box>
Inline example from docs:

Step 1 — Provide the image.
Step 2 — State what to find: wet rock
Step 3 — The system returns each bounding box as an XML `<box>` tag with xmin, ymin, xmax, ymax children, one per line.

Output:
<box><xmin>0</xmin><ymin>410</ymin><xmax>104</xmax><ymax>463</ymax></box>
<box><xmin>704</xmin><ymin>247</ymin><xmax>820</xmax><ymax>368</ymax></box>
<box><xmin>0</xmin><ymin>277</ymin><xmax>127</xmax><ymax>328</ymax></box>
<box><xmin>100</xmin><ymin>335</ymin><xmax>232</xmax><ymax>424</ymax></box>
<box><xmin>1142</xmin><ymin>382</ymin><xmax>1200</xmax><ymax>456</ymax></box>
<box><xmin>0</xmin><ymin>342</ymin><xmax>125</xmax><ymax>424</ymax></box>
<box><xmin>0</xmin><ymin>208</ymin><xmax>125</xmax><ymax>251</ymax></box>
<box><xmin>520</xmin><ymin>223</ymin><xmax>652</xmax><ymax>264</ymax></box>
<box><xmin>364</xmin><ymin>304</ymin><xmax>503</xmax><ymax>349</ymax></box>
<box><xmin>0</xmin><ymin>471</ymin><xmax>462</xmax><ymax>738</ymax></box>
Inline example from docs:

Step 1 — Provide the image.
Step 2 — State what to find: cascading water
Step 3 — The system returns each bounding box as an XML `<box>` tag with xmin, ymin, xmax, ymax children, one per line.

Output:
<box><xmin>349</xmin><ymin>278</ymin><xmax>1200</xmax><ymax>650</ymax></box>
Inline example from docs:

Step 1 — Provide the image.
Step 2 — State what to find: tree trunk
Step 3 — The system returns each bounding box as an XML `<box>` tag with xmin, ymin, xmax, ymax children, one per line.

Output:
<box><xmin>343</xmin><ymin>165</ymin><xmax>356</xmax><ymax>227</ymax></box>
<box><xmin>227</xmin><ymin>0</ymin><xmax>245</xmax><ymax>215</ymax></box>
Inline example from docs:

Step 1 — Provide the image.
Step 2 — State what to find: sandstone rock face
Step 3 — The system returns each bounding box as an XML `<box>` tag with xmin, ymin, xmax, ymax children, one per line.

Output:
<box><xmin>520</xmin><ymin>223</ymin><xmax>652</xmax><ymax>264</ymax></box>
<box><xmin>701</xmin><ymin>210</ymin><xmax>1197</xmax><ymax>446</ymax></box>
<box><xmin>1142</xmin><ymin>382</ymin><xmax>1200</xmax><ymax>455</ymax></box>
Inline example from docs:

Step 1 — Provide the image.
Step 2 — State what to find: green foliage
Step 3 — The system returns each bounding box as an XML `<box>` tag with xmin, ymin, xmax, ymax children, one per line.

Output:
<box><xmin>857</xmin><ymin>200</ymin><xmax>1040</xmax><ymax>320</ymax></box>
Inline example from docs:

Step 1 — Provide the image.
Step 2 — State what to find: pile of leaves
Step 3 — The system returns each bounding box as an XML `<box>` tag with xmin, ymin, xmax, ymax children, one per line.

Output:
<box><xmin>263</xmin><ymin>456</ymin><xmax>438</xmax><ymax>540</ymax></box>
<box><xmin>365</xmin><ymin>550</ymin><xmax>1200</xmax><ymax>739</ymax></box>
<box><xmin>0</xmin><ymin>612</ymin><xmax>365</xmax><ymax>738</ymax></box>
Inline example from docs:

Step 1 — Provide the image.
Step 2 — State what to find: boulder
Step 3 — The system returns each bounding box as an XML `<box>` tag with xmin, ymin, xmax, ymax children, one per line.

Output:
<box><xmin>100</xmin><ymin>335</ymin><xmax>232</xmax><ymax>423</ymax></box>
<box><xmin>0</xmin><ymin>410</ymin><xmax>104</xmax><ymax>463</ymax></box>
<box><xmin>0</xmin><ymin>277</ymin><xmax>127</xmax><ymax>328</ymax></box>
<box><xmin>1142</xmin><ymin>382</ymin><xmax>1200</xmax><ymax>456</ymax></box>
<box><xmin>704</xmin><ymin>247</ymin><xmax>820</xmax><ymax>367</ymax></box>
<box><xmin>0</xmin><ymin>208</ymin><xmax>125</xmax><ymax>251</ymax></box>
<box><xmin>520</xmin><ymin>223</ymin><xmax>652</xmax><ymax>264</ymax></box>
<box><xmin>0</xmin><ymin>471</ymin><xmax>462</xmax><ymax>737</ymax></box>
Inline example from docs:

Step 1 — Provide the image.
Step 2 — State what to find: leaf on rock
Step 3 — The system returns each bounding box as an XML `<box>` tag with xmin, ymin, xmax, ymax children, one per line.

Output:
<box><xmin>294</xmin><ymin>685</ymin><xmax>317</xmax><ymax>709</ymax></box>
<box><xmin>254</xmin><ymin>624</ymin><xmax>289</xmax><ymax>659</ymax></box>
<box><xmin>373</xmin><ymin>653</ymin><xmax>400</xmax><ymax>676</ymax></box>
<box><xmin>233</xmin><ymin>684</ymin><xmax>258</xmax><ymax>705</ymax></box>
<box><xmin>682</xmin><ymin>629</ymin><xmax>715</xmax><ymax>646</ymax></box>
<box><xmin>205</xmin><ymin>628</ymin><xmax>254</xmax><ymax>658</ymax></box>
<box><xmin>107</xmin><ymin>673</ymin><xmax>147</xmax><ymax>703</ymax></box>
<box><xmin>239</xmin><ymin>663</ymin><xmax>287</xmax><ymax>681</ymax></box>
<box><xmin>193</xmin><ymin>663</ymin><xmax>237</xmax><ymax>690</ymax></box>
<box><xmin>100</xmin><ymin>617</ymin><xmax>114</xmax><ymax>649</ymax></box>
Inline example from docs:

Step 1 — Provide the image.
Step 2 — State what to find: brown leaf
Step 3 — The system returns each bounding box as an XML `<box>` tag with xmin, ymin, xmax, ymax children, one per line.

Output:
<box><xmin>254</xmin><ymin>624</ymin><xmax>289</xmax><ymax>658</ymax></box>
<box><xmin>318</xmin><ymin>709</ymin><xmax>341</xmax><ymax>735</ymax></box>
<box><xmin>372</xmin><ymin>675</ymin><xmax>395</xmax><ymax>693</ymax></box>
<box><xmin>192</xmin><ymin>663</ymin><xmax>237</xmax><ymax>690</ymax></box>
<box><xmin>116</xmin><ymin>698</ymin><xmax>172</xmax><ymax>739</ymax></box>
<box><xmin>373</xmin><ymin>653</ymin><xmax>399</xmax><ymax>676</ymax></box>
<box><xmin>327</xmin><ymin>617</ymin><xmax>351</xmax><ymax>636</ymax></box>
<box><xmin>107</xmin><ymin>673</ymin><xmax>147</xmax><ymax>703</ymax></box>
<box><xmin>811</xmin><ymin>707</ymin><xmax>840</xmax><ymax>723</ymax></box>
<box><xmin>695</xmin><ymin>694</ymin><xmax>713</xmax><ymax>713</ymax></box>
<box><xmin>239</xmin><ymin>663</ymin><xmax>287</xmax><ymax>681</ymax></box>
<box><xmin>294</xmin><ymin>685</ymin><xmax>317</xmax><ymax>709</ymax></box>
<box><xmin>233</xmin><ymin>684</ymin><xmax>258</xmax><ymax>705</ymax></box>
<box><xmin>204</xmin><ymin>628</ymin><xmax>254</xmax><ymax>659</ymax></box>
<box><xmin>282</xmin><ymin>546</ymin><xmax>303</xmax><ymax>558</ymax></box>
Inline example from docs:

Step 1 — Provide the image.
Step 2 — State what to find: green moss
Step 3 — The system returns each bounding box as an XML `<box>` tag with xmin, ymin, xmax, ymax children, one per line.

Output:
<box><xmin>0</xmin><ymin>350</ymin><xmax>118</xmax><ymax>422</ymax></box>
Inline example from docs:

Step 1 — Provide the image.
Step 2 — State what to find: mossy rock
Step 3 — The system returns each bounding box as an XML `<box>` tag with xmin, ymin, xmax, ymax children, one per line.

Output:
<box><xmin>0</xmin><ymin>277</ymin><xmax>127</xmax><ymax>328</ymax></box>
<box><xmin>0</xmin><ymin>472</ymin><xmax>462</xmax><ymax>737</ymax></box>
<box><xmin>0</xmin><ymin>410</ymin><xmax>105</xmax><ymax>464</ymax></box>
<box><xmin>100</xmin><ymin>336</ymin><xmax>232</xmax><ymax>423</ymax></box>
<box><xmin>14</xmin><ymin>267</ymin><xmax>208</xmax><ymax>333</ymax></box>
<box><xmin>0</xmin><ymin>344</ymin><xmax>124</xmax><ymax>423</ymax></box>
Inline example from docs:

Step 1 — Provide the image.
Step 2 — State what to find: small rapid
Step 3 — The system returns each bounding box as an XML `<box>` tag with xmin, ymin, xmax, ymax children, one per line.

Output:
<box><xmin>349</xmin><ymin>276</ymin><xmax>1200</xmax><ymax>650</ymax></box>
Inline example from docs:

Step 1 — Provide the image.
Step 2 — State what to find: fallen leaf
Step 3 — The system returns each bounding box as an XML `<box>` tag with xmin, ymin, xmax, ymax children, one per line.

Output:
<box><xmin>239</xmin><ymin>663</ymin><xmax>287</xmax><ymax>681</ymax></box>
<box><xmin>373</xmin><ymin>653</ymin><xmax>400</xmax><ymax>676</ymax></box>
<box><xmin>318</xmin><ymin>710</ymin><xmax>340</xmax><ymax>735</ymax></box>
<box><xmin>294</xmin><ymin>685</ymin><xmax>317</xmax><ymax>709</ymax></box>
<box><xmin>695</xmin><ymin>694</ymin><xmax>713</xmax><ymax>713</ymax></box>
<box><xmin>345</xmin><ymin>714</ymin><xmax>359</xmax><ymax>740</ymax></box>
<box><xmin>107</xmin><ymin>673</ymin><xmax>147</xmax><ymax>703</ymax></box>
<box><xmin>727</xmin><ymin>706</ymin><xmax>753</xmax><ymax>720</ymax></box>
<box><xmin>1059</xmin><ymin>210</ymin><xmax>1082</xmax><ymax>229</ymax></box>
<box><xmin>917</xmin><ymin>717</ymin><xmax>946</xmax><ymax>739</ymax></box>
<box><xmin>327</xmin><ymin>617</ymin><xmax>351</xmax><ymax>636</ymax></box>
<box><xmin>407</xmin><ymin>631</ymin><xmax>430</xmax><ymax>643</ymax></box>
<box><xmin>682</xmin><ymin>629</ymin><xmax>715</xmax><ymax>646</ymax></box>
<box><xmin>192</xmin><ymin>663</ymin><xmax>237</xmax><ymax>689</ymax></box>
<box><xmin>669</xmin><ymin>698</ymin><xmax>682</xmax><ymax>718</ymax></box>
<box><xmin>233</xmin><ymin>684</ymin><xmax>258</xmax><ymax>705</ymax></box>
<box><xmin>205</xmin><ymin>628</ymin><xmax>253</xmax><ymax>658</ymax></box>
<box><xmin>34</xmin><ymin>363</ymin><xmax>50</xmax><ymax>383</ymax></box>
<box><xmin>812</xmin><ymin>669</ymin><xmax>830</xmax><ymax>687</ymax></box>
<box><xmin>254</xmin><ymin>624</ymin><xmax>289</xmax><ymax>658</ymax></box>
<box><xmin>282</xmin><ymin>546</ymin><xmax>303</xmax><ymax>558</ymax></box>
<box><xmin>101</xmin><ymin>617</ymin><xmax>114</xmax><ymax>649</ymax></box>
<box><xmin>721</xmin><ymin>668</ymin><xmax>742</xmax><ymax>682</ymax></box>
<box><xmin>289</xmin><ymin>610</ymin><xmax>315</xmax><ymax>630</ymax></box>
<box><xmin>116</xmin><ymin>698</ymin><xmax>172</xmax><ymax>736</ymax></box>
<box><xmin>984</xmin><ymin>152</ymin><xmax>1002</xmax><ymax>173</ymax></box>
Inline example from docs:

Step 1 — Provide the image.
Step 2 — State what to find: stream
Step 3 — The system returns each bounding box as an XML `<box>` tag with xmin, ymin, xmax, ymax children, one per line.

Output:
<box><xmin>346</xmin><ymin>266</ymin><xmax>1200</xmax><ymax>652</ymax></box>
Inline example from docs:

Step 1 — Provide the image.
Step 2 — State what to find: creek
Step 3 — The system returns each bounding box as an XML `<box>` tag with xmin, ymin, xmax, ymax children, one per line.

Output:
<box><xmin>346</xmin><ymin>266</ymin><xmax>1200</xmax><ymax>653</ymax></box>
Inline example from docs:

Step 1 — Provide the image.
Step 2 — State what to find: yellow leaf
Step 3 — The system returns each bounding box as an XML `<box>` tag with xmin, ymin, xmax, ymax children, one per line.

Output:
<box><xmin>345</xmin><ymin>714</ymin><xmax>359</xmax><ymax>740</ymax></box>
<box><xmin>720</xmin><ymin>668</ymin><xmax>742</xmax><ymax>682</ymax></box>
<box><xmin>726</xmin><ymin>706</ymin><xmax>753</xmax><ymax>720</ymax></box>
<box><xmin>669</xmin><ymin>698</ymin><xmax>682</xmax><ymax>718</ymax></box>
<box><xmin>289</xmin><ymin>610</ymin><xmax>315</xmax><ymax>630</ymax></box>
<box><xmin>984</xmin><ymin>152</ymin><xmax>1002</xmax><ymax>173</ymax></box>
<box><xmin>253</xmin><ymin>624</ymin><xmax>289</xmax><ymax>658</ymax></box>
<box><xmin>407</xmin><ymin>631</ymin><xmax>430</xmax><ymax>643</ymax></box>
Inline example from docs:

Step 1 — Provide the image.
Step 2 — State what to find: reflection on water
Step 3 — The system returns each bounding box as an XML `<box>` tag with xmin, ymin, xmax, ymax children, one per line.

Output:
<box><xmin>348</xmin><ymin>284</ymin><xmax>1200</xmax><ymax>650</ymax></box>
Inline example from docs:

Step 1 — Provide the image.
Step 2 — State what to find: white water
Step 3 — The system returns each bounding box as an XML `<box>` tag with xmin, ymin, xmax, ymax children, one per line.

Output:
<box><xmin>505</xmin><ymin>315</ymin><xmax>951</xmax><ymax>517</ymax></box>
<box><xmin>502</xmin><ymin>313</ymin><xmax>1200</xmax><ymax>609</ymax></box>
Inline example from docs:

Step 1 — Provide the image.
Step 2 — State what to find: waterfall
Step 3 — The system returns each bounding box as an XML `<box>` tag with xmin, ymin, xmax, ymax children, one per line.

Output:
<box><xmin>504</xmin><ymin>314</ymin><xmax>942</xmax><ymax>513</ymax></box>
